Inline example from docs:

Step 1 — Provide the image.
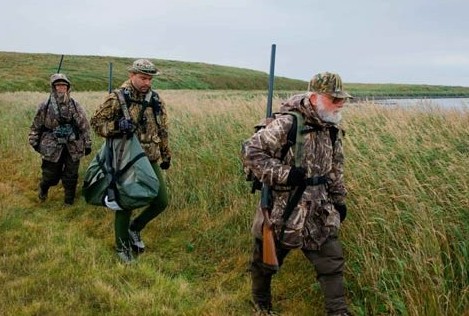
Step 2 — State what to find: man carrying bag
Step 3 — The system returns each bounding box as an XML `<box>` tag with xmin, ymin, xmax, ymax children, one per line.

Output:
<box><xmin>87</xmin><ymin>59</ymin><xmax>172</xmax><ymax>264</ymax></box>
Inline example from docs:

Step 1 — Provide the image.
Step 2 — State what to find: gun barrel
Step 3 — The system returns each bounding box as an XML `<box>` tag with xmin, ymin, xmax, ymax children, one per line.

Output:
<box><xmin>266</xmin><ymin>44</ymin><xmax>276</xmax><ymax>118</ymax></box>
<box><xmin>57</xmin><ymin>55</ymin><xmax>64</xmax><ymax>73</ymax></box>
<box><xmin>108</xmin><ymin>62</ymin><xmax>113</xmax><ymax>93</ymax></box>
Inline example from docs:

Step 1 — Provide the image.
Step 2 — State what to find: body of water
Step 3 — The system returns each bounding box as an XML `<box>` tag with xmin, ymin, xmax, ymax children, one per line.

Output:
<box><xmin>374</xmin><ymin>98</ymin><xmax>469</xmax><ymax>109</ymax></box>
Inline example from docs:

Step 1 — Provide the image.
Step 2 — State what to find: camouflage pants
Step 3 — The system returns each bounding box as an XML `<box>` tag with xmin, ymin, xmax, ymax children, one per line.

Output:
<box><xmin>114</xmin><ymin>162</ymin><xmax>169</xmax><ymax>250</ymax></box>
<box><xmin>250</xmin><ymin>237</ymin><xmax>348</xmax><ymax>315</ymax></box>
<box><xmin>40</xmin><ymin>148</ymin><xmax>80</xmax><ymax>203</ymax></box>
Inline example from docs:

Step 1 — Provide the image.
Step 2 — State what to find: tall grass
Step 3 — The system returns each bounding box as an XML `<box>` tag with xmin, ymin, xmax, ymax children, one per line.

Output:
<box><xmin>0</xmin><ymin>91</ymin><xmax>467</xmax><ymax>315</ymax></box>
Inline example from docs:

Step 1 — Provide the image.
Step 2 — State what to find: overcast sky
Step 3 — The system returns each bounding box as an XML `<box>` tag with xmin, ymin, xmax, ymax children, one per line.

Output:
<box><xmin>2</xmin><ymin>0</ymin><xmax>468</xmax><ymax>86</ymax></box>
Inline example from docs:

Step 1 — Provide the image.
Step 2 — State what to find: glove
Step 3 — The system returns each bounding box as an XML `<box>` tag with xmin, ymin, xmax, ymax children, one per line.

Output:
<box><xmin>85</xmin><ymin>147</ymin><xmax>92</xmax><ymax>156</ymax></box>
<box><xmin>160</xmin><ymin>159</ymin><xmax>171</xmax><ymax>170</ymax></box>
<box><xmin>334</xmin><ymin>204</ymin><xmax>347</xmax><ymax>222</ymax></box>
<box><xmin>118</xmin><ymin>118</ymin><xmax>134</xmax><ymax>133</ymax></box>
<box><xmin>286</xmin><ymin>166</ymin><xmax>306</xmax><ymax>186</ymax></box>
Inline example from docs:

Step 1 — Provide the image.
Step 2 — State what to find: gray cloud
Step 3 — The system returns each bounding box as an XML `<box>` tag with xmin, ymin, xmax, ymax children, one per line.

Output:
<box><xmin>2</xmin><ymin>0</ymin><xmax>468</xmax><ymax>86</ymax></box>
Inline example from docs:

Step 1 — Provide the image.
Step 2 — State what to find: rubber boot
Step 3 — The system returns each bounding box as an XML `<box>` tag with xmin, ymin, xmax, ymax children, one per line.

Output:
<box><xmin>38</xmin><ymin>183</ymin><xmax>49</xmax><ymax>202</ymax></box>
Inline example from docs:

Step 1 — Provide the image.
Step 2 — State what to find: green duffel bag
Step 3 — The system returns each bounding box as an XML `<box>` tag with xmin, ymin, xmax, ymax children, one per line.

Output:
<box><xmin>82</xmin><ymin>134</ymin><xmax>159</xmax><ymax>210</ymax></box>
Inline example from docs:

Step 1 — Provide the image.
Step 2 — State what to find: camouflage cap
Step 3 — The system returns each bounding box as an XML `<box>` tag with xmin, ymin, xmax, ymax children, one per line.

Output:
<box><xmin>308</xmin><ymin>72</ymin><xmax>352</xmax><ymax>98</ymax></box>
<box><xmin>50</xmin><ymin>73</ymin><xmax>71</xmax><ymax>86</ymax></box>
<box><xmin>128</xmin><ymin>59</ymin><xmax>159</xmax><ymax>76</ymax></box>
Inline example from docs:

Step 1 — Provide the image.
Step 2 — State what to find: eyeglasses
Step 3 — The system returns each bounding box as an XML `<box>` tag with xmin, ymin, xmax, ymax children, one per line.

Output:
<box><xmin>322</xmin><ymin>94</ymin><xmax>346</xmax><ymax>105</ymax></box>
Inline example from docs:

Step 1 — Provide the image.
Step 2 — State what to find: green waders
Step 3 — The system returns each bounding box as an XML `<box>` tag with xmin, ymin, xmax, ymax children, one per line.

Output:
<box><xmin>114</xmin><ymin>162</ymin><xmax>168</xmax><ymax>251</ymax></box>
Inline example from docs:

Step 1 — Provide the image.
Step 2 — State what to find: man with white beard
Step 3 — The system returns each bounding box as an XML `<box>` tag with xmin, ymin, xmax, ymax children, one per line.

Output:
<box><xmin>242</xmin><ymin>72</ymin><xmax>352</xmax><ymax>315</ymax></box>
<box><xmin>29</xmin><ymin>73</ymin><xmax>92</xmax><ymax>205</ymax></box>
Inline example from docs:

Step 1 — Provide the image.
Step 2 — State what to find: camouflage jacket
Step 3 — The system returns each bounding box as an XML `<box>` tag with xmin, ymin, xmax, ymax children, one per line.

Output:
<box><xmin>242</xmin><ymin>93</ymin><xmax>347</xmax><ymax>250</ymax></box>
<box><xmin>29</xmin><ymin>94</ymin><xmax>92</xmax><ymax>163</ymax></box>
<box><xmin>90</xmin><ymin>80</ymin><xmax>171</xmax><ymax>163</ymax></box>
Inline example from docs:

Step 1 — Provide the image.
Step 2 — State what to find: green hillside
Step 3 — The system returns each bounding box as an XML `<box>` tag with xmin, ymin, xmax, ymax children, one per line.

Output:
<box><xmin>0</xmin><ymin>51</ymin><xmax>306</xmax><ymax>92</ymax></box>
<box><xmin>1</xmin><ymin>51</ymin><xmax>469</xmax><ymax>98</ymax></box>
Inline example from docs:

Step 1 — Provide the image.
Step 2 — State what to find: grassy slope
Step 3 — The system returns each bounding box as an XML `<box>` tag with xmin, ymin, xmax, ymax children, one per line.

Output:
<box><xmin>0</xmin><ymin>91</ymin><xmax>467</xmax><ymax>315</ymax></box>
<box><xmin>2</xmin><ymin>51</ymin><xmax>469</xmax><ymax>98</ymax></box>
<box><xmin>0</xmin><ymin>51</ymin><xmax>305</xmax><ymax>92</ymax></box>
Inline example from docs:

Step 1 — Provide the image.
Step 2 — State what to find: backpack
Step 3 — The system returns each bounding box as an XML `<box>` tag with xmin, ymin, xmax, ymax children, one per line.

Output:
<box><xmin>242</xmin><ymin>111</ymin><xmax>305</xmax><ymax>193</ymax></box>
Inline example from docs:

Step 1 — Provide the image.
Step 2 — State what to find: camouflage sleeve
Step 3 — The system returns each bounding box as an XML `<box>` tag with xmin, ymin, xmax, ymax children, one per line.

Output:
<box><xmin>90</xmin><ymin>93</ymin><xmax>122</xmax><ymax>138</ymax></box>
<box><xmin>242</xmin><ymin>115</ymin><xmax>293</xmax><ymax>186</ymax></box>
<box><xmin>28</xmin><ymin>101</ymin><xmax>47</xmax><ymax>148</ymax></box>
<box><xmin>328</xmin><ymin>129</ymin><xmax>347</xmax><ymax>204</ymax></box>
<box><xmin>158</xmin><ymin>97</ymin><xmax>171</xmax><ymax>162</ymax></box>
<box><xmin>73</xmin><ymin>100</ymin><xmax>92</xmax><ymax>148</ymax></box>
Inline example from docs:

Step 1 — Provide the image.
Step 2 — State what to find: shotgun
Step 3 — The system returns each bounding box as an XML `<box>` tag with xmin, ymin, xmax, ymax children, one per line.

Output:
<box><xmin>108</xmin><ymin>62</ymin><xmax>113</xmax><ymax>93</ymax></box>
<box><xmin>57</xmin><ymin>55</ymin><xmax>64</xmax><ymax>73</ymax></box>
<box><xmin>260</xmin><ymin>44</ymin><xmax>279</xmax><ymax>270</ymax></box>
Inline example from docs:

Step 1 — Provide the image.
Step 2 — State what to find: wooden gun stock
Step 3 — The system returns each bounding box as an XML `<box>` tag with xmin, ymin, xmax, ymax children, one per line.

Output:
<box><xmin>262</xmin><ymin>209</ymin><xmax>279</xmax><ymax>269</ymax></box>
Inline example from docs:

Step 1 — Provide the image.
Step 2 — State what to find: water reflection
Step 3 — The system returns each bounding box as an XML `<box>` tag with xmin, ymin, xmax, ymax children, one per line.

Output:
<box><xmin>374</xmin><ymin>98</ymin><xmax>469</xmax><ymax>109</ymax></box>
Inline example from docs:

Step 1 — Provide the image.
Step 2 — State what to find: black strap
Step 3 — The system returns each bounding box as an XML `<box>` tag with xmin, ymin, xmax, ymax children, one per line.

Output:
<box><xmin>115</xmin><ymin>152</ymin><xmax>147</xmax><ymax>178</ymax></box>
<box><xmin>95</xmin><ymin>146</ymin><xmax>147</xmax><ymax>181</ymax></box>
<box><xmin>119</xmin><ymin>88</ymin><xmax>162</xmax><ymax>128</ymax></box>
<box><xmin>279</xmin><ymin>176</ymin><xmax>328</xmax><ymax>241</ymax></box>
<box><xmin>279</xmin><ymin>114</ymin><xmax>298</xmax><ymax>160</ymax></box>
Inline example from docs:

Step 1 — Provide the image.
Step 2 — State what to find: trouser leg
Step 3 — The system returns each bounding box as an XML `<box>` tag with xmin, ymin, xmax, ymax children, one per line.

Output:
<box><xmin>130</xmin><ymin>163</ymin><xmax>168</xmax><ymax>231</ymax></box>
<box><xmin>40</xmin><ymin>159</ymin><xmax>62</xmax><ymax>192</ymax></box>
<box><xmin>115</xmin><ymin>209</ymin><xmax>132</xmax><ymax>250</ymax></box>
<box><xmin>61</xmin><ymin>151</ymin><xmax>80</xmax><ymax>204</ymax></box>
<box><xmin>250</xmin><ymin>238</ymin><xmax>290</xmax><ymax>308</ymax></box>
<box><xmin>303</xmin><ymin>237</ymin><xmax>348</xmax><ymax>315</ymax></box>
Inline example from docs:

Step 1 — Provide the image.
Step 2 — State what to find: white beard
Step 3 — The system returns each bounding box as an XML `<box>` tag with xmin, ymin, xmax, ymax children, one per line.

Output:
<box><xmin>315</xmin><ymin>99</ymin><xmax>342</xmax><ymax>124</ymax></box>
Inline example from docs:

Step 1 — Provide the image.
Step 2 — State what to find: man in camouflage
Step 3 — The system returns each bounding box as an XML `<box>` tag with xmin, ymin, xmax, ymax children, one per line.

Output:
<box><xmin>29</xmin><ymin>73</ymin><xmax>92</xmax><ymax>205</ymax></box>
<box><xmin>242</xmin><ymin>72</ymin><xmax>352</xmax><ymax>315</ymax></box>
<box><xmin>90</xmin><ymin>59</ymin><xmax>171</xmax><ymax>263</ymax></box>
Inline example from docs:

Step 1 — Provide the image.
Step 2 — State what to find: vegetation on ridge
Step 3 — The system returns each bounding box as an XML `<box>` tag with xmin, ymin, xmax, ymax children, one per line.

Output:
<box><xmin>1</xmin><ymin>51</ymin><xmax>469</xmax><ymax>98</ymax></box>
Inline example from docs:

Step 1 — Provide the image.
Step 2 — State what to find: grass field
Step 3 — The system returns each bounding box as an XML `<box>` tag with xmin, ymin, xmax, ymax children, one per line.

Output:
<box><xmin>0</xmin><ymin>90</ymin><xmax>468</xmax><ymax>315</ymax></box>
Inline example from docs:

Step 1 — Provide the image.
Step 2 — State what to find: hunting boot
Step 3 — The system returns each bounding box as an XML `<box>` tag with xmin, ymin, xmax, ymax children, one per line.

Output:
<box><xmin>115</xmin><ymin>212</ymin><xmax>135</xmax><ymax>263</ymax></box>
<box><xmin>64</xmin><ymin>191</ymin><xmax>75</xmax><ymax>205</ymax></box>
<box><xmin>128</xmin><ymin>221</ymin><xmax>145</xmax><ymax>253</ymax></box>
<box><xmin>251</xmin><ymin>265</ymin><xmax>275</xmax><ymax>315</ymax></box>
<box><xmin>251</xmin><ymin>301</ymin><xmax>278</xmax><ymax>316</ymax></box>
<box><xmin>63</xmin><ymin>180</ymin><xmax>77</xmax><ymax>205</ymax></box>
<box><xmin>116</xmin><ymin>246</ymin><xmax>135</xmax><ymax>264</ymax></box>
<box><xmin>38</xmin><ymin>183</ymin><xmax>49</xmax><ymax>202</ymax></box>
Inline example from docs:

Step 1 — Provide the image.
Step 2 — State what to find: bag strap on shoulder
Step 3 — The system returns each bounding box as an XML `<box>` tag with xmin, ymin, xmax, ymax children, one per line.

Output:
<box><xmin>114</xmin><ymin>89</ymin><xmax>131</xmax><ymax>120</ymax></box>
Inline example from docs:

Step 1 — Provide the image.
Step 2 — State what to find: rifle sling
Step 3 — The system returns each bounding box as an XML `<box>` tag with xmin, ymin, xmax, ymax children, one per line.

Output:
<box><xmin>279</xmin><ymin>175</ymin><xmax>328</xmax><ymax>241</ymax></box>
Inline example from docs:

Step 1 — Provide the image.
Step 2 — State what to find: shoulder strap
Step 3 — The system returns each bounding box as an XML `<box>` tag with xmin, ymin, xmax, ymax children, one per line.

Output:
<box><xmin>329</xmin><ymin>126</ymin><xmax>340</xmax><ymax>146</ymax></box>
<box><xmin>70</xmin><ymin>98</ymin><xmax>78</xmax><ymax>112</ymax></box>
<box><xmin>289</xmin><ymin>111</ymin><xmax>305</xmax><ymax>167</ymax></box>
<box><xmin>150</xmin><ymin>91</ymin><xmax>162</xmax><ymax>126</ymax></box>
<box><xmin>114</xmin><ymin>89</ymin><xmax>131</xmax><ymax>120</ymax></box>
<box><xmin>279</xmin><ymin>111</ymin><xmax>305</xmax><ymax>167</ymax></box>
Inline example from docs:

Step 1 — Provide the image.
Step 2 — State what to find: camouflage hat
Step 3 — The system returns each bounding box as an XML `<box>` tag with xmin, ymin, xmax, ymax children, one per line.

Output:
<box><xmin>308</xmin><ymin>72</ymin><xmax>352</xmax><ymax>98</ymax></box>
<box><xmin>50</xmin><ymin>73</ymin><xmax>71</xmax><ymax>87</ymax></box>
<box><xmin>128</xmin><ymin>59</ymin><xmax>159</xmax><ymax>76</ymax></box>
